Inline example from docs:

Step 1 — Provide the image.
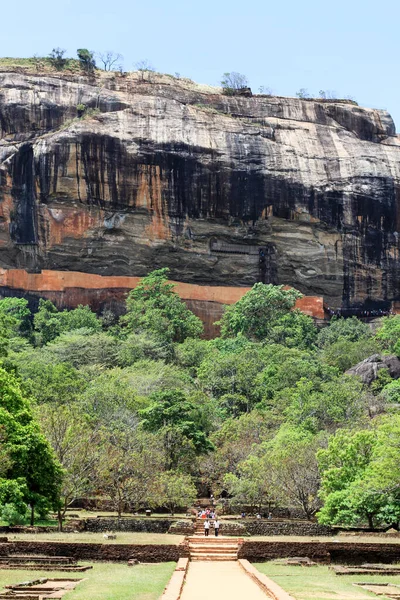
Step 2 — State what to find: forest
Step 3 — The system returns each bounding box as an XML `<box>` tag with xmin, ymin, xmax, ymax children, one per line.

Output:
<box><xmin>0</xmin><ymin>268</ymin><xmax>399</xmax><ymax>530</ymax></box>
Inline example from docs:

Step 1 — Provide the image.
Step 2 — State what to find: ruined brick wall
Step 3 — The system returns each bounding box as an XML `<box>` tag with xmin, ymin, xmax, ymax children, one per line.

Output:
<box><xmin>239</xmin><ymin>541</ymin><xmax>400</xmax><ymax>564</ymax></box>
<box><xmin>246</xmin><ymin>521</ymin><xmax>333</xmax><ymax>536</ymax></box>
<box><xmin>0</xmin><ymin>541</ymin><xmax>182</xmax><ymax>562</ymax></box>
<box><xmin>83</xmin><ymin>518</ymin><xmax>172</xmax><ymax>533</ymax></box>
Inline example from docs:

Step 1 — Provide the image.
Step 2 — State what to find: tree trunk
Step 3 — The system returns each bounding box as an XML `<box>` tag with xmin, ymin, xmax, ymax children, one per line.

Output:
<box><xmin>367</xmin><ymin>514</ymin><xmax>374</xmax><ymax>529</ymax></box>
<box><xmin>30</xmin><ymin>503</ymin><xmax>35</xmax><ymax>527</ymax></box>
<box><xmin>58</xmin><ymin>508</ymin><xmax>63</xmax><ymax>532</ymax></box>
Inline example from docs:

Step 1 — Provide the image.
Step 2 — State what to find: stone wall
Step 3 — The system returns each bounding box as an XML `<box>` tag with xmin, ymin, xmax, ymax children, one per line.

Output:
<box><xmin>239</xmin><ymin>541</ymin><xmax>400</xmax><ymax>564</ymax></box>
<box><xmin>83</xmin><ymin>518</ymin><xmax>172</xmax><ymax>533</ymax></box>
<box><xmin>0</xmin><ymin>541</ymin><xmax>184</xmax><ymax>562</ymax></box>
<box><xmin>245</xmin><ymin>520</ymin><xmax>333</xmax><ymax>536</ymax></box>
<box><xmin>0</xmin><ymin>269</ymin><xmax>325</xmax><ymax>339</ymax></box>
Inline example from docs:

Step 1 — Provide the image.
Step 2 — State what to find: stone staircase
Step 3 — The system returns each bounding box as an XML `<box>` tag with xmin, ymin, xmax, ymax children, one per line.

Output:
<box><xmin>188</xmin><ymin>537</ymin><xmax>241</xmax><ymax>561</ymax></box>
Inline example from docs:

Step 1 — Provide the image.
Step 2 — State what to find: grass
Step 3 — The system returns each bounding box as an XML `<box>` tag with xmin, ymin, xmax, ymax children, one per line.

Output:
<box><xmin>0</xmin><ymin>562</ymin><xmax>175</xmax><ymax>600</ymax></box>
<box><xmin>0</xmin><ymin>518</ymin><xmax>58</xmax><ymax>527</ymax></box>
<box><xmin>254</xmin><ymin>562</ymin><xmax>400</xmax><ymax>600</ymax></box>
<box><xmin>63</xmin><ymin>510</ymin><xmax>187</xmax><ymax>519</ymax></box>
<box><xmin>0</xmin><ymin>57</ymin><xmax>82</xmax><ymax>73</ymax></box>
<box><xmin>7</xmin><ymin>531</ymin><xmax>184</xmax><ymax>545</ymax></box>
<box><xmin>249</xmin><ymin>534</ymin><xmax>400</xmax><ymax>544</ymax></box>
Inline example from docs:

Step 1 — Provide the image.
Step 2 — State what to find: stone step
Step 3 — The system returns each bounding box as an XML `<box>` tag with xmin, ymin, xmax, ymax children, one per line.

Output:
<box><xmin>189</xmin><ymin>540</ymin><xmax>238</xmax><ymax>544</ymax></box>
<box><xmin>190</xmin><ymin>555</ymin><xmax>237</xmax><ymax>561</ymax></box>
<box><xmin>189</xmin><ymin>543</ymin><xmax>239</xmax><ymax>548</ymax></box>
<box><xmin>189</xmin><ymin>547</ymin><xmax>238</xmax><ymax>554</ymax></box>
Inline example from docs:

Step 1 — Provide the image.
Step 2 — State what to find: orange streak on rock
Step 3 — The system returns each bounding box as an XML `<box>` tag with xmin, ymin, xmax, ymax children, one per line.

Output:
<box><xmin>0</xmin><ymin>268</ymin><xmax>325</xmax><ymax>318</ymax></box>
<box><xmin>43</xmin><ymin>207</ymin><xmax>102</xmax><ymax>247</ymax></box>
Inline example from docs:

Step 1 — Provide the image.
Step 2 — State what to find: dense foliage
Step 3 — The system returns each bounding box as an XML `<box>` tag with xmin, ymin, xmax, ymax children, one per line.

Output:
<box><xmin>0</xmin><ymin>270</ymin><xmax>399</xmax><ymax>528</ymax></box>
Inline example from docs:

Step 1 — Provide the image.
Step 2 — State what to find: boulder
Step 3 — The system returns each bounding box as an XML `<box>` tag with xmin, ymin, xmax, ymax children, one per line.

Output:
<box><xmin>346</xmin><ymin>354</ymin><xmax>400</xmax><ymax>385</ymax></box>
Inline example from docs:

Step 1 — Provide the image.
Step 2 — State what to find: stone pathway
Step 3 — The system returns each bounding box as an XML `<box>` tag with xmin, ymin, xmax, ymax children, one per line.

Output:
<box><xmin>180</xmin><ymin>561</ymin><xmax>268</xmax><ymax>600</ymax></box>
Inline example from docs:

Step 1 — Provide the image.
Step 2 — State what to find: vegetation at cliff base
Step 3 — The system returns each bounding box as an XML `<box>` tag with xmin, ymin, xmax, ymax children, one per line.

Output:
<box><xmin>0</xmin><ymin>269</ymin><xmax>399</xmax><ymax>529</ymax></box>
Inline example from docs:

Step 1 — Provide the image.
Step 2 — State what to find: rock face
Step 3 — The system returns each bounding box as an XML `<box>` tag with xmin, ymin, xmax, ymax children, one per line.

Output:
<box><xmin>1</xmin><ymin>69</ymin><xmax>400</xmax><ymax>307</ymax></box>
<box><xmin>346</xmin><ymin>354</ymin><xmax>400</xmax><ymax>385</ymax></box>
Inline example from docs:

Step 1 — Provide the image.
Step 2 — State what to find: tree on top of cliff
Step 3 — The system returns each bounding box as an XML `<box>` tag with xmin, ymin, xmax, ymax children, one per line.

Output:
<box><xmin>48</xmin><ymin>48</ymin><xmax>67</xmax><ymax>70</ymax></box>
<box><xmin>221</xmin><ymin>72</ymin><xmax>249</xmax><ymax>95</ymax></box>
<box><xmin>123</xmin><ymin>268</ymin><xmax>203</xmax><ymax>343</ymax></box>
<box><xmin>218</xmin><ymin>283</ymin><xmax>302</xmax><ymax>341</ymax></box>
<box><xmin>97</xmin><ymin>51</ymin><xmax>123</xmax><ymax>71</ymax></box>
<box><xmin>77</xmin><ymin>49</ymin><xmax>96</xmax><ymax>74</ymax></box>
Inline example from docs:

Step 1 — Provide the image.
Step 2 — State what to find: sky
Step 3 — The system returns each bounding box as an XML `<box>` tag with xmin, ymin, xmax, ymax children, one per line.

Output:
<box><xmin>2</xmin><ymin>0</ymin><xmax>399</xmax><ymax>129</ymax></box>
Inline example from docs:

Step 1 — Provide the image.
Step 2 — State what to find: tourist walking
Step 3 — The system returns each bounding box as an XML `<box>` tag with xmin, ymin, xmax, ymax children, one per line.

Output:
<box><xmin>204</xmin><ymin>519</ymin><xmax>210</xmax><ymax>537</ymax></box>
<box><xmin>214</xmin><ymin>518</ymin><xmax>220</xmax><ymax>537</ymax></box>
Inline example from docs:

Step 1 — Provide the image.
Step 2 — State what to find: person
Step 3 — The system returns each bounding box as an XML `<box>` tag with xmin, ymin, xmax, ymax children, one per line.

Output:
<box><xmin>214</xmin><ymin>518</ymin><xmax>220</xmax><ymax>537</ymax></box>
<box><xmin>204</xmin><ymin>519</ymin><xmax>210</xmax><ymax>537</ymax></box>
<box><xmin>268</xmin><ymin>512</ymin><xmax>272</xmax><ymax>520</ymax></box>
<box><xmin>241</xmin><ymin>511</ymin><xmax>246</xmax><ymax>518</ymax></box>
<box><xmin>257</xmin><ymin>513</ymin><xmax>261</xmax><ymax>519</ymax></box>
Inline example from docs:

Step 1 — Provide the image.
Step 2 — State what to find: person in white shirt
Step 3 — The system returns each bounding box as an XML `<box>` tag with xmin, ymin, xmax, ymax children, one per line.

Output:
<box><xmin>214</xmin><ymin>519</ymin><xmax>220</xmax><ymax>537</ymax></box>
<box><xmin>204</xmin><ymin>519</ymin><xmax>210</xmax><ymax>537</ymax></box>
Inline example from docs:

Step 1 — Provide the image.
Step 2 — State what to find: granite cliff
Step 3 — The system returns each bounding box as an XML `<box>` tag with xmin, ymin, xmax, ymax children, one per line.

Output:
<box><xmin>0</xmin><ymin>68</ymin><xmax>399</xmax><ymax>309</ymax></box>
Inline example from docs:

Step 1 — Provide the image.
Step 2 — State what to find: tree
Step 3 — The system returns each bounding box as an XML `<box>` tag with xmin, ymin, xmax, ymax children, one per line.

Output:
<box><xmin>33</xmin><ymin>299</ymin><xmax>62</xmax><ymax>344</ymax></box>
<box><xmin>97</xmin><ymin>51</ymin><xmax>123</xmax><ymax>71</ymax></box>
<box><xmin>223</xmin><ymin>455</ymin><xmax>278</xmax><ymax>514</ymax></box>
<box><xmin>201</xmin><ymin>410</ymin><xmax>271</xmax><ymax>495</ymax></box>
<box><xmin>80</xmin><ymin>367</ymin><xmax>143</xmax><ymax>425</ymax></box>
<box><xmin>266</xmin><ymin>425</ymin><xmax>325</xmax><ymax>519</ymax></box>
<box><xmin>19</xmin><ymin>361</ymin><xmax>86</xmax><ymax>405</ymax></box>
<box><xmin>77</xmin><ymin>48</ymin><xmax>96</xmax><ymax>73</ymax></box>
<box><xmin>123</xmin><ymin>268</ymin><xmax>203</xmax><ymax>343</ymax></box>
<box><xmin>0</xmin><ymin>367</ymin><xmax>62</xmax><ymax>525</ymax></box>
<box><xmin>140</xmin><ymin>389</ymin><xmax>213</xmax><ymax>469</ymax></box>
<box><xmin>218</xmin><ymin>283</ymin><xmax>302</xmax><ymax>341</ymax></box>
<box><xmin>0</xmin><ymin>298</ymin><xmax>32</xmax><ymax>338</ymax></box>
<box><xmin>268</xmin><ymin>310</ymin><xmax>318</xmax><ymax>349</ymax></box>
<box><xmin>48</xmin><ymin>48</ymin><xmax>67</xmax><ymax>70</ymax></box>
<box><xmin>296</xmin><ymin>88</ymin><xmax>311</xmax><ymax>99</ymax></box>
<box><xmin>153</xmin><ymin>471</ymin><xmax>196</xmax><ymax>516</ymax></box>
<box><xmin>283</xmin><ymin>374</ymin><xmax>366</xmax><ymax>433</ymax></box>
<box><xmin>118</xmin><ymin>332</ymin><xmax>170</xmax><ymax>366</ymax></box>
<box><xmin>197</xmin><ymin>345</ymin><xmax>268</xmax><ymax>413</ymax></box>
<box><xmin>43</xmin><ymin>331</ymin><xmax>118</xmax><ymax>368</ymax></box>
<box><xmin>317</xmin><ymin>316</ymin><xmax>372</xmax><ymax>348</ymax></box>
<box><xmin>221</xmin><ymin>72</ymin><xmax>249</xmax><ymax>94</ymax></box>
<box><xmin>33</xmin><ymin>301</ymin><xmax>102</xmax><ymax>345</ymax></box>
<box><xmin>39</xmin><ymin>403</ymin><xmax>100</xmax><ymax>530</ymax></box>
<box><xmin>320</xmin><ymin>337</ymin><xmax>380</xmax><ymax>372</ymax></box>
<box><xmin>96</xmin><ymin>429</ymin><xmax>164</xmax><ymax>517</ymax></box>
<box><xmin>317</xmin><ymin>428</ymin><xmax>378</xmax><ymax>527</ymax></box>
<box><xmin>376</xmin><ymin>315</ymin><xmax>400</xmax><ymax>355</ymax></box>
<box><xmin>135</xmin><ymin>59</ymin><xmax>156</xmax><ymax>81</ymax></box>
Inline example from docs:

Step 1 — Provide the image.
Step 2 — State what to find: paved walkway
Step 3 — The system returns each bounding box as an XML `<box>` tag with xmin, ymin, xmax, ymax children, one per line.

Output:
<box><xmin>180</xmin><ymin>561</ymin><xmax>267</xmax><ymax>600</ymax></box>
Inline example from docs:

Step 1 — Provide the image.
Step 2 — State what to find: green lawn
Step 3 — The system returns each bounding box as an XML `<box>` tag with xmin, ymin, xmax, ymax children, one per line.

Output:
<box><xmin>7</xmin><ymin>531</ymin><xmax>183</xmax><ymax>545</ymax></box>
<box><xmin>250</xmin><ymin>535</ymin><xmax>400</xmax><ymax>544</ymax></box>
<box><xmin>254</xmin><ymin>562</ymin><xmax>400</xmax><ymax>600</ymax></box>
<box><xmin>0</xmin><ymin>562</ymin><xmax>175</xmax><ymax>600</ymax></box>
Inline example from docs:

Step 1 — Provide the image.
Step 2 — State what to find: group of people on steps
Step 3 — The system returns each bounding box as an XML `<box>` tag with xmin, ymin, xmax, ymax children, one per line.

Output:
<box><xmin>203</xmin><ymin>517</ymin><xmax>220</xmax><ymax>536</ymax></box>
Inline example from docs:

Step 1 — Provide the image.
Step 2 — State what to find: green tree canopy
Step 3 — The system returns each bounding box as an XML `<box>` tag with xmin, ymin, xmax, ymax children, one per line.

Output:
<box><xmin>0</xmin><ymin>367</ymin><xmax>62</xmax><ymax>524</ymax></box>
<box><xmin>218</xmin><ymin>283</ymin><xmax>302</xmax><ymax>341</ymax></box>
<box><xmin>34</xmin><ymin>300</ymin><xmax>101</xmax><ymax>345</ymax></box>
<box><xmin>317</xmin><ymin>316</ymin><xmax>372</xmax><ymax>348</ymax></box>
<box><xmin>140</xmin><ymin>389</ymin><xmax>213</xmax><ymax>468</ymax></box>
<box><xmin>123</xmin><ymin>269</ymin><xmax>203</xmax><ymax>343</ymax></box>
<box><xmin>376</xmin><ymin>315</ymin><xmax>400</xmax><ymax>355</ymax></box>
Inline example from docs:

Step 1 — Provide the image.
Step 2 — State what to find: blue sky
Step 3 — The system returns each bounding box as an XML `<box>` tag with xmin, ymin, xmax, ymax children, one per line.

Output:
<box><xmin>2</xmin><ymin>0</ymin><xmax>399</xmax><ymax>129</ymax></box>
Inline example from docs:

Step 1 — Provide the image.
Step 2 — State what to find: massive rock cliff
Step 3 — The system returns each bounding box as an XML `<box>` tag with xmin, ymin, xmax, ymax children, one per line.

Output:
<box><xmin>0</xmin><ymin>69</ymin><xmax>399</xmax><ymax>308</ymax></box>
